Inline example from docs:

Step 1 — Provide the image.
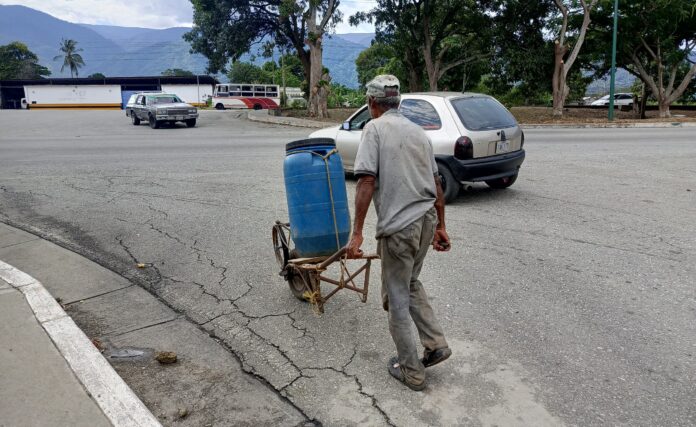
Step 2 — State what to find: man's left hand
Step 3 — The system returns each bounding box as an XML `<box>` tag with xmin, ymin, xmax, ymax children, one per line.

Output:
<box><xmin>346</xmin><ymin>233</ymin><xmax>364</xmax><ymax>258</ymax></box>
<box><xmin>432</xmin><ymin>228</ymin><xmax>451</xmax><ymax>252</ymax></box>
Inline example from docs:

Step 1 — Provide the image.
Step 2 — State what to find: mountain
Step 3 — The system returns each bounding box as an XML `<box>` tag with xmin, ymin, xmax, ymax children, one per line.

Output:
<box><xmin>0</xmin><ymin>5</ymin><xmax>370</xmax><ymax>87</ymax></box>
<box><xmin>333</xmin><ymin>33</ymin><xmax>374</xmax><ymax>47</ymax></box>
<box><xmin>0</xmin><ymin>5</ymin><xmax>124</xmax><ymax>77</ymax></box>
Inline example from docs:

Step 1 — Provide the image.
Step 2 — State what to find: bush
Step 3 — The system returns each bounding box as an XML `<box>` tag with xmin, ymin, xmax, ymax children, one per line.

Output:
<box><xmin>290</xmin><ymin>99</ymin><xmax>306</xmax><ymax>109</ymax></box>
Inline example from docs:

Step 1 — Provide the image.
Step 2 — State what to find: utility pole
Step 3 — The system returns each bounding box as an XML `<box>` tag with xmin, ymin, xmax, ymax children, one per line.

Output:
<box><xmin>608</xmin><ymin>0</ymin><xmax>619</xmax><ymax>121</ymax></box>
<box><xmin>281</xmin><ymin>50</ymin><xmax>287</xmax><ymax>108</ymax></box>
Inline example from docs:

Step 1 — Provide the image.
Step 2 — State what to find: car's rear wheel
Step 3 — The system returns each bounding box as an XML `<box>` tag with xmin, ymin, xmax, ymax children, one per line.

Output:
<box><xmin>437</xmin><ymin>164</ymin><xmax>459</xmax><ymax>204</ymax></box>
<box><xmin>485</xmin><ymin>173</ymin><xmax>518</xmax><ymax>189</ymax></box>
<box><xmin>131</xmin><ymin>114</ymin><xmax>140</xmax><ymax>125</ymax></box>
<box><xmin>148</xmin><ymin>114</ymin><xmax>159</xmax><ymax>129</ymax></box>
<box><xmin>215</xmin><ymin>103</ymin><xmax>225</xmax><ymax>110</ymax></box>
<box><xmin>185</xmin><ymin>119</ymin><xmax>196</xmax><ymax>128</ymax></box>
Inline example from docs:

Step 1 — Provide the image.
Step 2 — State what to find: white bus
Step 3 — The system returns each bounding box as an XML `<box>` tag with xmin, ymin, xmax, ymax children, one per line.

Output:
<box><xmin>212</xmin><ymin>83</ymin><xmax>280</xmax><ymax>110</ymax></box>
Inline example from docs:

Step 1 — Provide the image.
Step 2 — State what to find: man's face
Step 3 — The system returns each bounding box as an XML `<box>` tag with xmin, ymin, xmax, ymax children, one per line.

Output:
<box><xmin>367</xmin><ymin>97</ymin><xmax>378</xmax><ymax>118</ymax></box>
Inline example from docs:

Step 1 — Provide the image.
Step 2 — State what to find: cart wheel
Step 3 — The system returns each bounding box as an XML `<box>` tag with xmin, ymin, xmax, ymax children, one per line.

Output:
<box><xmin>272</xmin><ymin>223</ymin><xmax>290</xmax><ymax>271</ymax></box>
<box><xmin>288</xmin><ymin>249</ymin><xmax>313</xmax><ymax>302</ymax></box>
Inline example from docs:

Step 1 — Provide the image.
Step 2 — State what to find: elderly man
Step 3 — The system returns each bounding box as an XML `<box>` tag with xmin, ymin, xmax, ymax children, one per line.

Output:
<box><xmin>346</xmin><ymin>75</ymin><xmax>451</xmax><ymax>391</ymax></box>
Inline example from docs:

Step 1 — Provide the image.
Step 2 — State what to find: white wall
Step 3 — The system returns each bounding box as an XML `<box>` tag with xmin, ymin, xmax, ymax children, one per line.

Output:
<box><xmin>24</xmin><ymin>85</ymin><xmax>121</xmax><ymax>106</ymax></box>
<box><xmin>160</xmin><ymin>84</ymin><xmax>214</xmax><ymax>106</ymax></box>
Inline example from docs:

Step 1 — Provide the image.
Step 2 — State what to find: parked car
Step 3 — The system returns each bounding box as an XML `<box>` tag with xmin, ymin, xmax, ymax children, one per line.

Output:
<box><xmin>125</xmin><ymin>91</ymin><xmax>162</xmax><ymax>118</ymax></box>
<box><xmin>590</xmin><ymin>93</ymin><xmax>634</xmax><ymax>107</ymax></box>
<box><xmin>128</xmin><ymin>93</ymin><xmax>198</xmax><ymax>129</ymax></box>
<box><xmin>309</xmin><ymin>92</ymin><xmax>525</xmax><ymax>203</ymax></box>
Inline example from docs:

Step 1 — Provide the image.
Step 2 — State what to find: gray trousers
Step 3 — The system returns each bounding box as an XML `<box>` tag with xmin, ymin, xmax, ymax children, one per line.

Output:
<box><xmin>378</xmin><ymin>208</ymin><xmax>448</xmax><ymax>385</ymax></box>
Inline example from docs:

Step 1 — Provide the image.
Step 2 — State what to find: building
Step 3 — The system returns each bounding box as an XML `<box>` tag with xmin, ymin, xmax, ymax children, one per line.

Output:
<box><xmin>0</xmin><ymin>75</ymin><xmax>219</xmax><ymax>110</ymax></box>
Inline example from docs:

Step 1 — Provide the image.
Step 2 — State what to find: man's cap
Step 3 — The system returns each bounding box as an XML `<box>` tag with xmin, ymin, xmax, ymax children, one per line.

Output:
<box><xmin>365</xmin><ymin>74</ymin><xmax>400</xmax><ymax>98</ymax></box>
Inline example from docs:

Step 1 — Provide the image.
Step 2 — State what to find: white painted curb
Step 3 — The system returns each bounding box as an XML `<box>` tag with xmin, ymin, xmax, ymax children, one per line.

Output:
<box><xmin>0</xmin><ymin>260</ymin><xmax>162</xmax><ymax>427</ymax></box>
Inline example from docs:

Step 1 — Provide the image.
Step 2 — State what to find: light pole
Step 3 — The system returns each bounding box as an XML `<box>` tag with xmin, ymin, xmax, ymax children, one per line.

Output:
<box><xmin>608</xmin><ymin>0</ymin><xmax>619</xmax><ymax>121</ymax></box>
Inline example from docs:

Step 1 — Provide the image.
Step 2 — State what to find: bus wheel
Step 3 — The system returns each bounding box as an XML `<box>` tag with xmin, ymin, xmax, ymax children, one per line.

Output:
<box><xmin>215</xmin><ymin>103</ymin><xmax>225</xmax><ymax>110</ymax></box>
<box><xmin>253</xmin><ymin>104</ymin><xmax>262</xmax><ymax>110</ymax></box>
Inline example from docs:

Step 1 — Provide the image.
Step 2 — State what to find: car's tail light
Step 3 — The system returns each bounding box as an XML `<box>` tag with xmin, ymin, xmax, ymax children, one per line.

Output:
<box><xmin>454</xmin><ymin>136</ymin><xmax>473</xmax><ymax>160</ymax></box>
<box><xmin>520</xmin><ymin>131</ymin><xmax>525</xmax><ymax>148</ymax></box>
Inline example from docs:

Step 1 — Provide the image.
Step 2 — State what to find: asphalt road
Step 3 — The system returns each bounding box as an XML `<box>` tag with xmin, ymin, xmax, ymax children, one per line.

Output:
<box><xmin>1</xmin><ymin>110</ymin><xmax>695</xmax><ymax>426</ymax></box>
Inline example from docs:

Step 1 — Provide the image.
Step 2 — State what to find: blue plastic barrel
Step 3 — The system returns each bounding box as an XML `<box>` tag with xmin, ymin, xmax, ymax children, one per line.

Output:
<box><xmin>284</xmin><ymin>138</ymin><xmax>351</xmax><ymax>258</ymax></box>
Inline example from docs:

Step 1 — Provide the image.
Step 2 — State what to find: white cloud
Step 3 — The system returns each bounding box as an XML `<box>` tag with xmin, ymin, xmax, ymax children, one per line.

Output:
<box><xmin>0</xmin><ymin>0</ymin><xmax>375</xmax><ymax>32</ymax></box>
<box><xmin>0</xmin><ymin>0</ymin><xmax>193</xmax><ymax>28</ymax></box>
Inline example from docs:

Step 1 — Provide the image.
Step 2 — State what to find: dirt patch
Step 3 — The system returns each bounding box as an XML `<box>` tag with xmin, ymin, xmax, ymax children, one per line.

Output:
<box><xmin>280</xmin><ymin>106</ymin><xmax>696</xmax><ymax>125</ymax></box>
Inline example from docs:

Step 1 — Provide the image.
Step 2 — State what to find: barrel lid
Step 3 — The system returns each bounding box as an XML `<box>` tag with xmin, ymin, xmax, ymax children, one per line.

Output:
<box><xmin>286</xmin><ymin>138</ymin><xmax>336</xmax><ymax>152</ymax></box>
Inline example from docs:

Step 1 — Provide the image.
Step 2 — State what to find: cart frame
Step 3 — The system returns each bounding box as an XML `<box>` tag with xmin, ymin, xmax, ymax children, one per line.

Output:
<box><xmin>273</xmin><ymin>221</ymin><xmax>378</xmax><ymax>313</ymax></box>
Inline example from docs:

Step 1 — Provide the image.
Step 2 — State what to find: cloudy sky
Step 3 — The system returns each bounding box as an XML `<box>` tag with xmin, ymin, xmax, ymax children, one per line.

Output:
<box><xmin>0</xmin><ymin>0</ymin><xmax>376</xmax><ymax>32</ymax></box>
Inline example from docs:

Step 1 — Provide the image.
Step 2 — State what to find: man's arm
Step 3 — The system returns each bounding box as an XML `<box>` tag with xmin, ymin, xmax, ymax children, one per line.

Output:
<box><xmin>432</xmin><ymin>175</ymin><xmax>451</xmax><ymax>252</ymax></box>
<box><xmin>346</xmin><ymin>175</ymin><xmax>376</xmax><ymax>258</ymax></box>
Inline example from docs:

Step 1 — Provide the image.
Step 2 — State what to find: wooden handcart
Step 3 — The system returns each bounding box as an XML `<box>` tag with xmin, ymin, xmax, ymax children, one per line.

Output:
<box><xmin>272</xmin><ymin>221</ymin><xmax>379</xmax><ymax>313</ymax></box>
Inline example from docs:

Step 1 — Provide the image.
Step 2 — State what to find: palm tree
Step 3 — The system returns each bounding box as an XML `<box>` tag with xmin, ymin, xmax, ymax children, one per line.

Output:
<box><xmin>53</xmin><ymin>38</ymin><xmax>85</xmax><ymax>78</ymax></box>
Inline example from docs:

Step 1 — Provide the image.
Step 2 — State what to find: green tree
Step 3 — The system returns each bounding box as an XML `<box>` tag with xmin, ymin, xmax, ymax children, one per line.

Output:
<box><xmin>228</xmin><ymin>61</ymin><xmax>268</xmax><ymax>83</ymax></box>
<box><xmin>161</xmin><ymin>68</ymin><xmax>195</xmax><ymax>76</ymax></box>
<box><xmin>355</xmin><ymin>43</ymin><xmax>402</xmax><ymax>88</ymax></box>
<box><xmin>486</xmin><ymin>0</ymin><xmax>555</xmax><ymax>104</ymax></box>
<box><xmin>53</xmin><ymin>38</ymin><xmax>85</xmax><ymax>78</ymax></box>
<box><xmin>0</xmin><ymin>42</ymin><xmax>51</xmax><ymax>79</ymax></box>
<box><xmin>590</xmin><ymin>0</ymin><xmax>696</xmax><ymax>117</ymax></box>
<box><xmin>185</xmin><ymin>0</ymin><xmax>341</xmax><ymax>118</ymax></box>
<box><xmin>352</xmin><ymin>0</ymin><xmax>493</xmax><ymax>91</ymax></box>
<box><xmin>87</xmin><ymin>72</ymin><xmax>106</xmax><ymax>78</ymax></box>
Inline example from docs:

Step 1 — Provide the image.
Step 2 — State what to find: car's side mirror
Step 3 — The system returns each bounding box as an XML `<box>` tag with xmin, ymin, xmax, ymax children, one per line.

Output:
<box><xmin>342</xmin><ymin>121</ymin><xmax>350</xmax><ymax>131</ymax></box>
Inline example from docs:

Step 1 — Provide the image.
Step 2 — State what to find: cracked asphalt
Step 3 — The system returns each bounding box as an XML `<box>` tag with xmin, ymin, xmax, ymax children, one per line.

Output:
<box><xmin>1</xmin><ymin>110</ymin><xmax>695</xmax><ymax>426</ymax></box>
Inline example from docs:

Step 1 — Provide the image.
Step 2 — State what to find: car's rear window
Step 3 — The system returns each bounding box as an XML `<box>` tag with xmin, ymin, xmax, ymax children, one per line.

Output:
<box><xmin>399</xmin><ymin>99</ymin><xmax>442</xmax><ymax>130</ymax></box>
<box><xmin>450</xmin><ymin>97</ymin><xmax>517</xmax><ymax>131</ymax></box>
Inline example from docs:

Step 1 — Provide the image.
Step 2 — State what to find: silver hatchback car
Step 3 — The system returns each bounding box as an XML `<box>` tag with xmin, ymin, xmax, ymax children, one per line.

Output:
<box><xmin>309</xmin><ymin>92</ymin><xmax>526</xmax><ymax>203</ymax></box>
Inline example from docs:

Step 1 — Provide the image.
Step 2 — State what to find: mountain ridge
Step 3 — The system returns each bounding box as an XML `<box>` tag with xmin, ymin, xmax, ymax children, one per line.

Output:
<box><xmin>0</xmin><ymin>4</ymin><xmax>371</xmax><ymax>87</ymax></box>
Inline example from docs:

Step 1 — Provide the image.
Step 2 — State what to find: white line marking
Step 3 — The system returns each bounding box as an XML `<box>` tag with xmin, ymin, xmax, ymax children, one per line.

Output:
<box><xmin>0</xmin><ymin>259</ymin><xmax>162</xmax><ymax>427</ymax></box>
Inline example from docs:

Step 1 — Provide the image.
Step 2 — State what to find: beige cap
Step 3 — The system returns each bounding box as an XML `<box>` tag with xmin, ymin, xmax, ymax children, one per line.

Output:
<box><xmin>365</xmin><ymin>74</ymin><xmax>400</xmax><ymax>98</ymax></box>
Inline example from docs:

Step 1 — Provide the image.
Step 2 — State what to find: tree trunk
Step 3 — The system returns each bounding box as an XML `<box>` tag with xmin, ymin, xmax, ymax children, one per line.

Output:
<box><xmin>404</xmin><ymin>52</ymin><xmax>423</xmax><ymax>91</ymax></box>
<box><xmin>306</xmin><ymin>36</ymin><xmax>329</xmax><ymax>118</ymax></box>
<box><xmin>658</xmin><ymin>99</ymin><xmax>671</xmax><ymax>118</ymax></box>
<box><xmin>639</xmin><ymin>84</ymin><xmax>647</xmax><ymax>119</ymax></box>
<box><xmin>552</xmin><ymin>41</ymin><xmax>568</xmax><ymax>117</ymax></box>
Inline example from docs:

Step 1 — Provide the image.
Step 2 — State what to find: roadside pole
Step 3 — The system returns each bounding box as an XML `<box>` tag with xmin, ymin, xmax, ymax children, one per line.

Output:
<box><xmin>608</xmin><ymin>0</ymin><xmax>619</xmax><ymax>121</ymax></box>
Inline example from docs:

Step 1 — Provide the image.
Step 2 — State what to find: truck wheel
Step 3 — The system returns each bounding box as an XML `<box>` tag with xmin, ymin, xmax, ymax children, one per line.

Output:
<box><xmin>185</xmin><ymin>119</ymin><xmax>196</xmax><ymax>128</ymax></box>
<box><xmin>215</xmin><ymin>103</ymin><xmax>225</xmax><ymax>110</ymax></box>
<box><xmin>148</xmin><ymin>114</ymin><xmax>159</xmax><ymax>129</ymax></box>
<box><xmin>437</xmin><ymin>163</ymin><xmax>460</xmax><ymax>204</ymax></box>
<box><xmin>131</xmin><ymin>114</ymin><xmax>140</xmax><ymax>125</ymax></box>
<box><xmin>485</xmin><ymin>173</ymin><xmax>518</xmax><ymax>189</ymax></box>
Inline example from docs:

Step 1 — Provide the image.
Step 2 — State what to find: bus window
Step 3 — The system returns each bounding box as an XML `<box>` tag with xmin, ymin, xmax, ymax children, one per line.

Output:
<box><xmin>242</xmin><ymin>85</ymin><xmax>253</xmax><ymax>96</ymax></box>
<box><xmin>266</xmin><ymin>86</ymin><xmax>278</xmax><ymax>97</ymax></box>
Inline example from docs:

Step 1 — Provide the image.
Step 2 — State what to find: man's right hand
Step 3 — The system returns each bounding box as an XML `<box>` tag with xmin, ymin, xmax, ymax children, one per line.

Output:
<box><xmin>346</xmin><ymin>233</ymin><xmax>364</xmax><ymax>258</ymax></box>
<box><xmin>432</xmin><ymin>228</ymin><xmax>451</xmax><ymax>252</ymax></box>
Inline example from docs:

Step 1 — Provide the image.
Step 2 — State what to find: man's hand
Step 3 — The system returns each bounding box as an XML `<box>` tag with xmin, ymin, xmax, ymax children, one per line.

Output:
<box><xmin>432</xmin><ymin>228</ymin><xmax>451</xmax><ymax>252</ymax></box>
<box><xmin>346</xmin><ymin>233</ymin><xmax>364</xmax><ymax>258</ymax></box>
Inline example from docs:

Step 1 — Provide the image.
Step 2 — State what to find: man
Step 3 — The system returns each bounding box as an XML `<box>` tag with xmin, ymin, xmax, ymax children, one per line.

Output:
<box><xmin>346</xmin><ymin>75</ymin><xmax>452</xmax><ymax>391</ymax></box>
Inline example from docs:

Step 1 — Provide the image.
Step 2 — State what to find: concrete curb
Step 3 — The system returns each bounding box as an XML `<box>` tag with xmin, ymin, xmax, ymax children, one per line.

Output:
<box><xmin>521</xmin><ymin>121</ymin><xmax>696</xmax><ymax>129</ymax></box>
<box><xmin>0</xmin><ymin>260</ymin><xmax>162</xmax><ymax>427</ymax></box>
<box><xmin>246</xmin><ymin>110</ymin><xmax>696</xmax><ymax>130</ymax></box>
<box><xmin>247</xmin><ymin>111</ymin><xmax>332</xmax><ymax>129</ymax></box>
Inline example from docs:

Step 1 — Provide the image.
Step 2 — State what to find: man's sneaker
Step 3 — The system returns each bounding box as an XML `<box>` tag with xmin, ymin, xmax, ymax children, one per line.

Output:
<box><xmin>387</xmin><ymin>357</ymin><xmax>426</xmax><ymax>391</ymax></box>
<box><xmin>421</xmin><ymin>347</ymin><xmax>452</xmax><ymax>368</ymax></box>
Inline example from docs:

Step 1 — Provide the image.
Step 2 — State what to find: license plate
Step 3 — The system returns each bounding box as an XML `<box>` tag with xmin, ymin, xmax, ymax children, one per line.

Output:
<box><xmin>175</xmin><ymin>116</ymin><xmax>184</xmax><ymax>120</ymax></box>
<box><xmin>497</xmin><ymin>141</ymin><xmax>510</xmax><ymax>153</ymax></box>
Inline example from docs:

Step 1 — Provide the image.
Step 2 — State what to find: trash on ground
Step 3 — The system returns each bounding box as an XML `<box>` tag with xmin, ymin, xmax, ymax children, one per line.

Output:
<box><xmin>155</xmin><ymin>351</ymin><xmax>178</xmax><ymax>364</ymax></box>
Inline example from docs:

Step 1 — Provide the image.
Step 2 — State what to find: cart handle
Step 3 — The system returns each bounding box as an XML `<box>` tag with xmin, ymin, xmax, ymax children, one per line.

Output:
<box><xmin>319</xmin><ymin>247</ymin><xmax>347</xmax><ymax>270</ymax></box>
